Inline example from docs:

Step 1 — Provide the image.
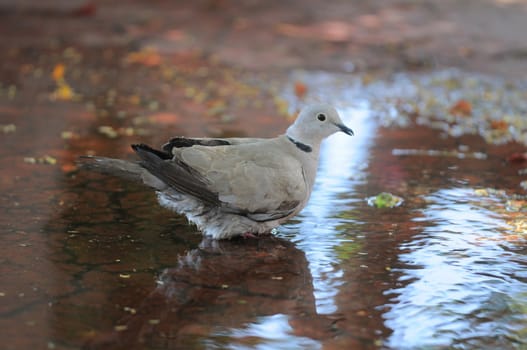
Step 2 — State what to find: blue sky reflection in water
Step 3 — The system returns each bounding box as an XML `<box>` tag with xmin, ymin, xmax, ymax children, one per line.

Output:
<box><xmin>217</xmin><ymin>314</ymin><xmax>321</xmax><ymax>350</ymax></box>
<box><xmin>384</xmin><ymin>188</ymin><xmax>527</xmax><ymax>348</ymax></box>
<box><xmin>233</xmin><ymin>69</ymin><xmax>527</xmax><ymax>348</ymax></box>
<box><xmin>281</xmin><ymin>105</ymin><xmax>376</xmax><ymax>314</ymax></box>
<box><xmin>219</xmin><ymin>105</ymin><xmax>376</xmax><ymax>348</ymax></box>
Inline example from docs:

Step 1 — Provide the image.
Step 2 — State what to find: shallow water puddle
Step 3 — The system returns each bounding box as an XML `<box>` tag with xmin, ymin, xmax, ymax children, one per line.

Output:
<box><xmin>275</xmin><ymin>70</ymin><xmax>527</xmax><ymax>348</ymax></box>
<box><xmin>385</xmin><ymin>187</ymin><xmax>527</xmax><ymax>348</ymax></box>
<box><xmin>2</xmin><ymin>69</ymin><xmax>527</xmax><ymax>349</ymax></box>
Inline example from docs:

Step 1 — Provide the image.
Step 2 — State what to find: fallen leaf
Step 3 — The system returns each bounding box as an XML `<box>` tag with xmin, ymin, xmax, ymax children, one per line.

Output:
<box><xmin>61</xmin><ymin>131</ymin><xmax>79</xmax><ymax>139</ymax></box>
<box><xmin>449</xmin><ymin>99</ymin><xmax>472</xmax><ymax>116</ymax></box>
<box><xmin>24</xmin><ymin>155</ymin><xmax>57</xmax><ymax>165</ymax></box>
<box><xmin>128</xmin><ymin>95</ymin><xmax>141</xmax><ymax>105</ymax></box>
<box><xmin>123</xmin><ymin>306</ymin><xmax>136</xmax><ymax>314</ymax></box>
<box><xmin>490</xmin><ymin>120</ymin><xmax>508</xmax><ymax>130</ymax></box>
<box><xmin>507</xmin><ymin>152</ymin><xmax>527</xmax><ymax>163</ymax></box>
<box><xmin>118</xmin><ymin>127</ymin><xmax>135</xmax><ymax>136</ymax></box>
<box><xmin>98</xmin><ymin>125</ymin><xmax>119</xmax><ymax>138</ymax></box>
<box><xmin>71</xmin><ymin>2</ymin><xmax>97</xmax><ymax>17</ymax></box>
<box><xmin>1</xmin><ymin>124</ymin><xmax>16</xmax><ymax>133</ymax></box>
<box><xmin>276</xmin><ymin>21</ymin><xmax>354</xmax><ymax>42</ymax></box>
<box><xmin>7</xmin><ymin>85</ymin><xmax>16</xmax><ymax>99</ymax></box>
<box><xmin>206</xmin><ymin>99</ymin><xmax>227</xmax><ymax>116</ymax></box>
<box><xmin>148</xmin><ymin>113</ymin><xmax>180</xmax><ymax>125</ymax></box>
<box><xmin>52</xmin><ymin>64</ymin><xmax>65</xmax><ymax>81</ymax></box>
<box><xmin>474</xmin><ymin>188</ymin><xmax>489</xmax><ymax>197</ymax></box>
<box><xmin>125</xmin><ymin>48</ymin><xmax>162</xmax><ymax>67</ymax></box>
<box><xmin>506</xmin><ymin>199</ymin><xmax>527</xmax><ymax>212</ymax></box>
<box><xmin>61</xmin><ymin>163</ymin><xmax>77</xmax><ymax>173</ymax></box>
<box><xmin>367</xmin><ymin>192</ymin><xmax>404</xmax><ymax>208</ymax></box>
<box><xmin>51</xmin><ymin>82</ymin><xmax>77</xmax><ymax>101</ymax></box>
<box><xmin>42</xmin><ymin>155</ymin><xmax>57</xmax><ymax>165</ymax></box>
<box><xmin>273</xmin><ymin>96</ymin><xmax>289</xmax><ymax>117</ymax></box>
<box><xmin>163</xmin><ymin>29</ymin><xmax>185</xmax><ymax>41</ymax></box>
<box><xmin>294</xmin><ymin>81</ymin><xmax>307</xmax><ymax>99</ymax></box>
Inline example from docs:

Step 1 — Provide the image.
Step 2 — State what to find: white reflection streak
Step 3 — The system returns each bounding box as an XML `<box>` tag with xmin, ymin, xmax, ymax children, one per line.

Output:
<box><xmin>227</xmin><ymin>314</ymin><xmax>321</xmax><ymax>350</ymax></box>
<box><xmin>295</xmin><ymin>105</ymin><xmax>376</xmax><ymax>314</ymax></box>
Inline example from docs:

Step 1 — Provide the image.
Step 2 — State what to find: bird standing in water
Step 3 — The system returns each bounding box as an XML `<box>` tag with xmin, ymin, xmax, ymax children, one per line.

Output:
<box><xmin>81</xmin><ymin>104</ymin><xmax>354</xmax><ymax>239</ymax></box>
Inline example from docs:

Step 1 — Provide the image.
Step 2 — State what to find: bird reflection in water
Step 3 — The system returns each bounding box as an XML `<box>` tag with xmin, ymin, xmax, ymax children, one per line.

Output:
<box><xmin>85</xmin><ymin>236</ymin><xmax>343</xmax><ymax>349</ymax></box>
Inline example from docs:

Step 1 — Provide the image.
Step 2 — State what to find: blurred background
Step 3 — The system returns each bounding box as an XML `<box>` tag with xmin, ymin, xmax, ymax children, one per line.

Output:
<box><xmin>1</xmin><ymin>1</ymin><xmax>527</xmax><ymax>349</ymax></box>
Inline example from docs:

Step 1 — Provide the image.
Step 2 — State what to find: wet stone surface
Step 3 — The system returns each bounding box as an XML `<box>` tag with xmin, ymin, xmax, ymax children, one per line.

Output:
<box><xmin>1</xmin><ymin>1</ymin><xmax>527</xmax><ymax>350</ymax></box>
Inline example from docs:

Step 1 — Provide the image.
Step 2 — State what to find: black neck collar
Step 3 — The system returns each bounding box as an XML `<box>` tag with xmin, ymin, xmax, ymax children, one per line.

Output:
<box><xmin>287</xmin><ymin>136</ymin><xmax>312</xmax><ymax>153</ymax></box>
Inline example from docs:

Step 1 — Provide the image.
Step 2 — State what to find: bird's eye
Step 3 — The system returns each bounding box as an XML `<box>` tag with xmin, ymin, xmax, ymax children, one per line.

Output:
<box><xmin>317</xmin><ymin>113</ymin><xmax>326</xmax><ymax>121</ymax></box>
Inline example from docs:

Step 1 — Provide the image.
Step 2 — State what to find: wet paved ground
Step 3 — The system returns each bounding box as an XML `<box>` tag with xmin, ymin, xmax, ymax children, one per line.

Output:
<box><xmin>1</xmin><ymin>1</ymin><xmax>527</xmax><ymax>349</ymax></box>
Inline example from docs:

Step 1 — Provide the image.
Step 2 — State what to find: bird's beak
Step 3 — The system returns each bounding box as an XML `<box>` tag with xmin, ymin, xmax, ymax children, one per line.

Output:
<box><xmin>335</xmin><ymin>123</ymin><xmax>354</xmax><ymax>136</ymax></box>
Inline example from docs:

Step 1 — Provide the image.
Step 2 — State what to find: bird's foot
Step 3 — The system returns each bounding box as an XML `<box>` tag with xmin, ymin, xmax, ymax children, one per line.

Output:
<box><xmin>242</xmin><ymin>232</ymin><xmax>258</xmax><ymax>239</ymax></box>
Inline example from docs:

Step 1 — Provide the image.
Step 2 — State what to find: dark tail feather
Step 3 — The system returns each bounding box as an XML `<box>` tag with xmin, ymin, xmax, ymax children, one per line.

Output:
<box><xmin>77</xmin><ymin>156</ymin><xmax>144</xmax><ymax>182</ymax></box>
<box><xmin>132</xmin><ymin>144</ymin><xmax>221</xmax><ymax>206</ymax></box>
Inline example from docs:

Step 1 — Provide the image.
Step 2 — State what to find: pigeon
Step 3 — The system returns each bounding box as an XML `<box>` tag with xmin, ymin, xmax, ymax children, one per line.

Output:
<box><xmin>80</xmin><ymin>103</ymin><xmax>354</xmax><ymax>239</ymax></box>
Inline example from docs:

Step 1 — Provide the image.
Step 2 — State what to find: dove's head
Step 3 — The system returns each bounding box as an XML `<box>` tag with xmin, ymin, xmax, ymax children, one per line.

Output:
<box><xmin>286</xmin><ymin>104</ymin><xmax>354</xmax><ymax>146</ymax></box>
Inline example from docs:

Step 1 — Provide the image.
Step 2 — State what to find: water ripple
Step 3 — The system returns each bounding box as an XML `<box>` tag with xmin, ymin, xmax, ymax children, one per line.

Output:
<box><xmin>385</xmin><ymin>188</ymin><xmax>527</xmax><ymax>349</ymax></box>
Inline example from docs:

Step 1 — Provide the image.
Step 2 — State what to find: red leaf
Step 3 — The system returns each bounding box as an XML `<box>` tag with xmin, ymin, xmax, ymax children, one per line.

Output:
<box><xmin>507</xmin><ymin>152</ymin><xmax>527</xmax><ymax>163</ymax></box>
<box><xmin>490</xmin><ymin>120</ymin><xmax>508</xmax><ymax>130</ymax></box>
<box><xmin>71</xmin><ymin>2</ymin><xmax>97</xmax><ymax>17</ymax></box>
<box><xmin>449</xmin><ymin>99</ymin><xmax>472</xmax><ymax>117</ymax></box>
<box><xmin>294</xmin><ymin>82</ymin><xmax>307</xmax><ymax>99</ymax></box>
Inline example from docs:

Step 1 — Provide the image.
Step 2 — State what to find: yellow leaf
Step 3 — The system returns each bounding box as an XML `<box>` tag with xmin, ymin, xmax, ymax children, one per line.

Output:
<box><xmin>42</xmin><ymin>155</ymin><xmax>57</xmax><ymax>165</ymax></box>
<box><xmin>52</xmin><ymin>83</ymin><xmax>76</xmax><ymax>101</ymax></box>
<box><xmin>114</xmin><ymin>325</ymin><xmax>128</xmax><ymax>332</ymax></box>
<box><xmin>1</xmin><ymin>124</ymin><xmax>16</xmax><ymax>133</ymax></box>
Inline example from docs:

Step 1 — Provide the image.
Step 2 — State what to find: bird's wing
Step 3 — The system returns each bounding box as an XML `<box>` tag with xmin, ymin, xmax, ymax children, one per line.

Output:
<box><xmin>174</xmin><ymin>138</ymin><xmax>307</xmax><ymax>221</ymax></box>
<box><xmin>134</xmin><ymin>138</ymin><xmax>307</xmax><ymax>222</ymax></box>
<box><xmin>162</xmin><ymin>136</ymin><xmax>266</xmax><ymax>154</ymax></box>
